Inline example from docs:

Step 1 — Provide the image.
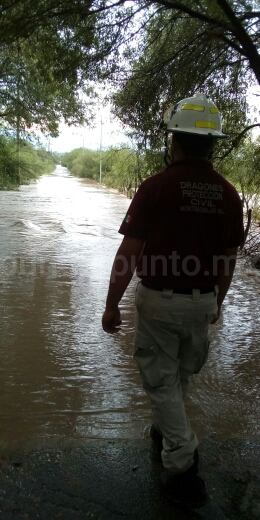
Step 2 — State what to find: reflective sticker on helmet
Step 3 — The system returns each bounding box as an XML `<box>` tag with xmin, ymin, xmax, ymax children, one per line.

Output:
<box><xmin>195</xmin><ymin>121</ymin><xmax>217</xmax><ymax>129</ymax></box>
<box><xmin>181</xmin><ymin>104</ymin><xmax>205</xmax><ymax>112</ymax></box>
<box><xmin>210</xmin><ymin>107</ymin><xmax>219</xmax><ymax>114</ymax></box>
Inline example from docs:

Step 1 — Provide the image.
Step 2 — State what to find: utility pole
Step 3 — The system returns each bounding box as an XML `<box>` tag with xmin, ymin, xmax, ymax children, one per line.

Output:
<box><xmin>16</xmin><ymin>43</ymin><xmax>21</xmax><ymax>184</ymax></box>
<box><xmin>99</xmin><ymin>116</ymin><xmax>103</xmax><ymax>185</ymax></box>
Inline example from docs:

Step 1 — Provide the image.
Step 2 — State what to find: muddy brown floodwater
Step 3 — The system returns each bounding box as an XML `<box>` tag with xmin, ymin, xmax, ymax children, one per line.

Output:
<box><xmin>0</xmin><ymin>166</ymin><xmax>259</xmax><ymax>453</ymax></box>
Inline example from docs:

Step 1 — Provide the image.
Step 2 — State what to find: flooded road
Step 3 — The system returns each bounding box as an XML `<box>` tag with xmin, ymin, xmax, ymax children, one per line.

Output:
<box><xmin>0</xmin><ymin>167</ymin><xmax>259</xmax><ymax>452</ymax></box>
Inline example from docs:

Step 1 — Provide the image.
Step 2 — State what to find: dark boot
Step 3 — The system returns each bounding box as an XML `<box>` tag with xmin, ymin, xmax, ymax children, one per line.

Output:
<box><xmin>160</xmin><ymin>449</ymin><xmax>207</xmax><ymax>509</ymax></box>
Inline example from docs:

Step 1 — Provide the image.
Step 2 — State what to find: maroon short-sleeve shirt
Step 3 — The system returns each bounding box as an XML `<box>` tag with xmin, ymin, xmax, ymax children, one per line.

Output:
<box><xmin>119</xmin><ymin>159</ymin><xmax>244</xmax><ymax>290</ymax></box>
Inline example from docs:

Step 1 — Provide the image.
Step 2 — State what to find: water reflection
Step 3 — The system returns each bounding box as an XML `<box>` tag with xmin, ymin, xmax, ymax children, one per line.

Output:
<box><xmin>187</xmin><ymin>265</ymin><xmax>260</xmax><ymax>439</ymax></box>
<box><xmin>0</xmin><ymin>167</ymin><xmax>259</xmax><ymax>451</ymax></box>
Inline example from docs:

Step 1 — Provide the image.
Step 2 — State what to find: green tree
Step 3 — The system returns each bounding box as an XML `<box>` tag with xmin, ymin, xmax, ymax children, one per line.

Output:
<box><xmin>2</xmin><ymin>2</ymin><xmax>260</xmax><ymax>86</ymax></box>
<box><xmin>219</xmin><ymin>136</ymin><xmax>260</xmax><ymax>219</ymax></box>
<box><xmin>61</xmin><ymin>143</ymin><xmax>154</xmax><ymax>195</ymax></box>
<box><xmin>0</xmin><ymin>134</ymin><xmax>56</xmax><ymax>189</ymax></box>
<box><xmin>112</xmin><ymin>1</ymin><xmax>258</xmax><ymax>150</ymax></box>
<box><xmin>0</xmin><ymin>37</ymin><xmax>95</xmax><ymax>137</ymax></box>
<box><xmin>102</xmin><ymin>144</ymin><xmax>151</xmax><ymax>196</ymax></box>
<box><xmin>216</xmin><ymin>135</ymin><xmax>260</xmax><ymax>257</ymax></box>
<box><xmin>0</xmin><ymin>1</ymin><xmax>259</xmax><ymax>143</ymax></box>
<box><xmin>62</xmin><ymin>148</ymin><xmax>101</xmax><ymax>180</ymax></box>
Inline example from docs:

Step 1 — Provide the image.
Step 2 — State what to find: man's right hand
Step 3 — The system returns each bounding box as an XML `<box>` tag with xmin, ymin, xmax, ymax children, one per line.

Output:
<box><xmin>102</xmin><ymin>308</ymin><xmax>122</xmax><ymax>334</ymax></box>
<box><xmin>210</xmin><ymin>306</ymin><xmax>221</xmax><ymax>324</ymax></box>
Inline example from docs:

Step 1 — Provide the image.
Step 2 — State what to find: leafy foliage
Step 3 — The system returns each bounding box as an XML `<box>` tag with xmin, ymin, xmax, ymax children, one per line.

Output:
<box><xmin>0</xmin><ymin>134</ymin><xmax>57</xmax><ymax>189</ymax></box>
<box><xmin>0</xmin><ymin>1</ymin><xmax>259</xmax><ymax>146</ymax></box>
<box><xmin>112</xmin><ymin>2</ymin><xmax>255</xmax><ymax>150</ymax></box>
<box><xmin>219</xmin><ymin>136</ymin><xmax>260</xmax><ymax>218</ymax></box>
<box><xmin>61</xmin><ymin>142</ymin><xmax>165</xmax><ymax>196</ymax></box>
<box><xmin>62</xmin><ymin>148</ymin><xmax>101</xmax><ymax>180</ymax></box>
<box><xmin>0</xmin><ymin>35</ymin><xmax>96</xmax><ymax>137</ymax></box>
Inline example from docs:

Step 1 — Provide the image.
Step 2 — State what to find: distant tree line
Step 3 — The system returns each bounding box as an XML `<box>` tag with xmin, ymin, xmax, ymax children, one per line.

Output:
<box><xmin>62</xmin><ymin>138</ymin><xmax>260</xmax><ymax>221</ymax></box>
<box><xmin>61</xmin><ymin>142</ymin><xmax>166</xmax><ymax>198</ymax></box>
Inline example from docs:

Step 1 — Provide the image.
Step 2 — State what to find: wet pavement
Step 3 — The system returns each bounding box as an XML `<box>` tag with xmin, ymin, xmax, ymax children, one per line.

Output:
<box><xmin>0</xmin><ymin>437</ymin><xmax>260</xmax><ymax>520</ymax></box>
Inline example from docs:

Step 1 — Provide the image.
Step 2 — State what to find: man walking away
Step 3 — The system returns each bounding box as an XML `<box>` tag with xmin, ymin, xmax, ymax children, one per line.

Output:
<box><xmin>102</xmin><ymin>93</ymin><xmax>244</xmax><ymax>508</ymax></box>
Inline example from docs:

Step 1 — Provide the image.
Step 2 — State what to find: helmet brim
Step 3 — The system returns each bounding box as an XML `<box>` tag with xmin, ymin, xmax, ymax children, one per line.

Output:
<box><xmin>166</xmin><ymin>128</ymin><xmax>228</xmax><ymax>139</ymax></box>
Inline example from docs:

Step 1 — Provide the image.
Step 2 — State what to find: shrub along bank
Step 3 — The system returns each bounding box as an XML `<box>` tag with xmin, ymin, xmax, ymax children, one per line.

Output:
<box><xmin>0</xmin><ymin>135</ymin><xmax>58</xmax><ymax>190</ymax></box>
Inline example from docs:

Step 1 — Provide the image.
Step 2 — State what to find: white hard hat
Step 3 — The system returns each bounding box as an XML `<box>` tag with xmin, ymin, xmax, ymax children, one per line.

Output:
<box><xmin>163</xmin><ymin>93</ymin><xmax>226</xmax><ymax>138</ymax></box>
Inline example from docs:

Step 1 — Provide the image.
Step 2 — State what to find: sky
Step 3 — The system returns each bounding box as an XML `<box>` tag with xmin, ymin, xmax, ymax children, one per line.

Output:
<box><xmin>48</xmin><ymin>104</ymin><xmax>129</xmax><ymax>154</ymax></box>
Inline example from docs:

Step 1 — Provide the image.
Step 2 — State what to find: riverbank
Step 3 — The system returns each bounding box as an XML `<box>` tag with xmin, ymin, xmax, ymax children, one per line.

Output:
<box><xmin>0</xmin><ymin>437</ymin><xmax>259</xmax><ymax>519</ymax></box>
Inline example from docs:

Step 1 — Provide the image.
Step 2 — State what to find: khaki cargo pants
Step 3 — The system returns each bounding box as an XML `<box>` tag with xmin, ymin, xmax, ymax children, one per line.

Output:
<box><xmin>134</xmin><ymin>281</ymin><xmax>218</xmax><ymax>475</ymax></box>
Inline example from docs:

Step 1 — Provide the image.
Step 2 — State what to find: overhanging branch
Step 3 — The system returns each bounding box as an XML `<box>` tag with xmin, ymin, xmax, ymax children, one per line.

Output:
<box><xmin>153</xmin><ymin>0</ymin><xmax>232</xmax><ymax>29</ymax></box>
<box><xmin>218</xmin><ymin>123</ymin><xmax>260</xmax><ymax>161</ymax></box>
<box><xmin>216</xmin><ymin>0</ymin><xmax>260</xmax><ymax>84</ymax></box>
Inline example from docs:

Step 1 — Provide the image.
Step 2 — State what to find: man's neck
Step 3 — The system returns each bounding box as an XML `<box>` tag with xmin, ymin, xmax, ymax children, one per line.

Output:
<box><xmin>173</xmin><ymin>152</ymin><xmax>209</xmax><ymax>162</ymax></box>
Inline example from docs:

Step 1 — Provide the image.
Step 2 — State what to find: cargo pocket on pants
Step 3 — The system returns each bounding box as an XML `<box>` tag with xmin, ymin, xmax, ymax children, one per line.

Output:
<box><xmin>134</xmin><ymin>341</ymin><xmax>163</xmax><ymax>389</ymax></box>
